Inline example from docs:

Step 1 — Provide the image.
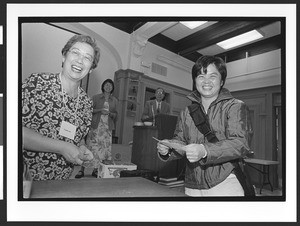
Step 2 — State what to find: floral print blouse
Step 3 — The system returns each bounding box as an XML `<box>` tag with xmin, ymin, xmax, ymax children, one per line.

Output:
<box><xmin>22</xmin><ymin>73</ymin><xmax>93</xmax><ymax>180</ymax></box>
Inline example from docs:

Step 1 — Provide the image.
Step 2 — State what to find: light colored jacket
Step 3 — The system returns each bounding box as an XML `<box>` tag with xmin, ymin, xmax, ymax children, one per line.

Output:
<box><xmin>91</xmin><ymin>93</ymin><xmax>118</xmax><ymax>131</ymax></box>
<box><xmin>159</xmin><ymin>88</ymin><xmax>253</xmax><ymax>189</ymax></box>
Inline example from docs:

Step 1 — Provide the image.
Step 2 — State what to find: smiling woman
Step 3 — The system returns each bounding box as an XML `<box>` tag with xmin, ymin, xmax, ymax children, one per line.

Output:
<box><xmin>157</xmin><ymin>55</ymin><xmax>253</xmax><ymax>197</ymax></box>
<box><xmin>22</xmin><ymin>35</ymin><xmax>101</xmax><ymax>181</ymax></box>
<box><xmin>61</xmin><ymin>42</ymin><xmax>95</xmax><ymax>94</ymax></box>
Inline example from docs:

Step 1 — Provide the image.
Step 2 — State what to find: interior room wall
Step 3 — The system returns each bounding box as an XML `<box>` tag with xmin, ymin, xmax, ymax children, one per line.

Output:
<box><xmin>22</xmin><ymin>22</ymin><xmax>281</xmax><ymax>98</ymax></box>
<box><xmin>141</xmin><ymin>42</ymin><xmax>194</xmax><ymax>90</ymax></box>
<box><xmin>78</xmin><ymin>22</ymin><xmax>195</xmax><ymax>92</ymax></box>
<box><xmin>22</xmin><ymin>23</ymin><xmax>72</xmax><ymax>80</ymax></box>
<box><xmin>21</xmin><ymin>23</ymin><xmax>196</xmax><ymax>97</ymax></box>
<box><xmin>225</xmin><ymin>49</ymin><xmax>281</xmax><ymax>92</ymax></box>
<box><xmin>21</xmin><ymin>23</ymin><xmax>120</xmax><ymax>98</ymax></box>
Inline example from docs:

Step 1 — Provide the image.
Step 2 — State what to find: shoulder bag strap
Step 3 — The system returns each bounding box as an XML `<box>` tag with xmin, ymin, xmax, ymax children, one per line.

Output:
<box><xmin>187</xmin><ymin>102</ymin><xmax>218</xmax><ymax>143</ymax></box>
<box><xmin>187</xmin><ymin>102</ymin><xmax>255</xmax><ymax>197</ymax></box>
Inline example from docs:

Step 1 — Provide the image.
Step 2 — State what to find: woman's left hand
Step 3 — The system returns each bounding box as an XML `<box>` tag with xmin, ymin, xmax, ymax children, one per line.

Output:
<box><xmin>182</xmin><ymin>144</ymin><xmax>207</xmax><ymax>163</ymax></box>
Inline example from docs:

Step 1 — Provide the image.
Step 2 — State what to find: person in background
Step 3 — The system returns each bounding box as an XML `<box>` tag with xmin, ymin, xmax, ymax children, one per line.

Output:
<box><xmin>157</xmin><ymin>55</ymin><xmax>253</xmax><ymax>196</ymax></box>
<box><xmin>22</xmin><ymin>34</ymin><xmax>100</xmax><ymax>180</ymax></box>
<box><xmin>141</xmin><ymin>87</ymin><xmax>170</xmax><ymax>122</ymax></box>
<box><xmin>75</xmin><ymin>79</ymin><xmax>118</xmax><ymax>178</ymax></box>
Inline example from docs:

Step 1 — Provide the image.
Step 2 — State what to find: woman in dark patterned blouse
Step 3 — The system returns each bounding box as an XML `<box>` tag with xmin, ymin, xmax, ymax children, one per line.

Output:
<box><xmin>22</xmin><ymin>35</ymin><xmax>100</xmax><ymax>180</ymax></box>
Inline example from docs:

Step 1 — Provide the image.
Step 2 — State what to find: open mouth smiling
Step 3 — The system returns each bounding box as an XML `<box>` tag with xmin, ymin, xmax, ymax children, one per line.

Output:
<box><xmin>71</xmin><ymin>65</ymin><xmax>83</xmax><ymax>73</ymax></box>
<box><xmin>202</xmin><ymin>85</ymin><xmax>213</xmax><ymax>90</ymax></box>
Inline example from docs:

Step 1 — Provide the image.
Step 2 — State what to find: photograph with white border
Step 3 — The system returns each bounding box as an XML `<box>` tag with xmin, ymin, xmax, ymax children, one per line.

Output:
<box><xmin>7</xmin><ymin>3</ymin><xmax>296</xmax><ymax>223</ymax></box>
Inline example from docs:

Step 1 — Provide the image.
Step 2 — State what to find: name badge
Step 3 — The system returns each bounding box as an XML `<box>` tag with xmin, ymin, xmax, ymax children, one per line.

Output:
<box><xmin>59</xmin><ymin>121</ymin><xmax>77</xmax><ymax>140</ymax></box>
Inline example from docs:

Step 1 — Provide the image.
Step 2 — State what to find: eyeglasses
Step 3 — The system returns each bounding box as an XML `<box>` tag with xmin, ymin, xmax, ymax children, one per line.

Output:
<box><xmin>68</xmin><ymin>48</ymin><xmax>94</xmax><ymax>64</ymax></box>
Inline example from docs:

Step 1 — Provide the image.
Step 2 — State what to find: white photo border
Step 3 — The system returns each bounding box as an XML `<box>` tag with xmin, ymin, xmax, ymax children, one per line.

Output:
<box><xmin>7</xmin><ymin>3</ymin><xmax>296</xmax><ymax>222</ymax></box>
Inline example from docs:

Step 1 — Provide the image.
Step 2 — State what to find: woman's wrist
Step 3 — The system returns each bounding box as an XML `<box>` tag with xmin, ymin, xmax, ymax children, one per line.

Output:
<box><xmin>161</xmin><ymin>149</ymin><xmax>171</xmax><ymax>157</ymax></box>
<box><xmin>159</xmin><ymin>149</ymin><xmax>171</xmax><ymax>160</ymax></box>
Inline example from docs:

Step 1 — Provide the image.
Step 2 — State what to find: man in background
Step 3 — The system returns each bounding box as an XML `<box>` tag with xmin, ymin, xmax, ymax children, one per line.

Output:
<box><xmin>141</xmin><ymin>87</ymin><xmax>170</xmax><ymax>122</ymax></box>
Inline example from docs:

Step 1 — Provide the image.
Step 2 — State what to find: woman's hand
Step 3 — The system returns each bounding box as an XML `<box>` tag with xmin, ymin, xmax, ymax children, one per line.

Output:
<box><xmin>100</xmin><ymin>108</ymin><xmax>109</xmax><ymax>115</ymax></box>
<box><xmin>78</xmin><ymin>145</ymin><xmax>94</xmax><ymax>162</ymax></box>
<box><xmin>60</xmin><ymin>143</ymin><xmax>87</xmax><ymax>165</ymax></box>
<box><xmin>93</xmin><ymin>108</ymin><xmax>109</xmax><ymax>115</ymax></box>
<box><xmin>182</xmin><ymin>144</ymin><xmax>207</xmax><ymax>163</ymax></box>
<box><xmin>23</xmin><ymin>127</ymin><xmax>94</xmax><ymax>165</ymax></box>
<box><xmin>23</xmin><ymin>127</ymin><xmax>89</xmax><ymax>165</ymax></box>
<box><xmin>61</xmin><ymin>144</ymin><xmax>93</xmax><ymax>165</ymax></box>
<box><xmin>157</xmin><ymin>140</ymin><xmax>170</xmax><ymax>156</ymax></box>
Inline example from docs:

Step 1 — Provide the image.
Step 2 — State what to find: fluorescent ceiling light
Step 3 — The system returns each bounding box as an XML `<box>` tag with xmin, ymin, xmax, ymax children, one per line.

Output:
<box><xmin>180</xmin><ymin>21</ymin><xmax>208</xmax><ymax>29</ymax></box>
<box><xmin>217</xmin><ymin>30</ymin><xmax>263</xmax><ymax>50</ymax></box>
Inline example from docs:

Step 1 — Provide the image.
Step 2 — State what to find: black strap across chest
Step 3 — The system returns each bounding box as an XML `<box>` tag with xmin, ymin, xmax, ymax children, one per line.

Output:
<box><xmin>187</xmin><ymin>102</ymin><xmax>256</xmax><ymax>197</ymax></box>
<box><xmin>187</xmin><ymin>102</ymin><xmax>218</xmax><ymax>143</ymax></box>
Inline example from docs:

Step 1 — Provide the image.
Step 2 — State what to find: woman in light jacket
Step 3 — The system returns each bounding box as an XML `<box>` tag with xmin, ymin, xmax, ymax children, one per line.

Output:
<box><xmin>157</xmin><ymin>55</ymin><xmax>253</xmax><ymax>196</ymax></box>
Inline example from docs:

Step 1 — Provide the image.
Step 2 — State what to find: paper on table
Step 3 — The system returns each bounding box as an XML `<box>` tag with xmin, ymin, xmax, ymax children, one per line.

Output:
<box><xmin>152</xmin><ymin>137</ymin><xmax>186</xmax><ymax>152</ymax></box>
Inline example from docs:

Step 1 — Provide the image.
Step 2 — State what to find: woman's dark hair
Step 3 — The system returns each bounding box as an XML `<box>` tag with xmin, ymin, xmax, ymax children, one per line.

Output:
<box><xmin>61</xmin><ymin>34</ymin><xmax>101</xmax><ymax>70</ymax></box>
<box><xmin>192</xmin><ymin>55</ymin><xmax>227</xmax><ymax>91</ymax></box>
<box><xmin>101</xmin><ymin>79</ymin><xmax>115</xmax><ymax>94</ymax></box>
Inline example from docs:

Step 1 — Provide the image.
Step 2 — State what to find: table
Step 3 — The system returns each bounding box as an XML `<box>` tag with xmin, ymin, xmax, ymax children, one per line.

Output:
<box><xmin>29</xmin><ymin>177</ymin><xmax>186</xmax><ymax>199</ymax></box>
<box><xmin>244</xmin><ymin>158</ymin><xmax>279</xmax><ymax>194</ymax></box>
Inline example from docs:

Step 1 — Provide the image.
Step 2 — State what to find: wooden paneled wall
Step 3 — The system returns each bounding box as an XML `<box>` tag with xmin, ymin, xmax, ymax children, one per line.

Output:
<box><xmin>232</xmin><ymin>85</ymin><xmax>282</xmax><ymax>189</ymax></box>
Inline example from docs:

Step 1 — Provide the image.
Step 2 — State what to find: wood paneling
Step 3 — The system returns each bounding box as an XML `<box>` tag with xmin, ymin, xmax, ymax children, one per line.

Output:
<box><xmin>232</xmin><ymin>85</ymin><xmax>282</xmax><ymax>189</ymax></box>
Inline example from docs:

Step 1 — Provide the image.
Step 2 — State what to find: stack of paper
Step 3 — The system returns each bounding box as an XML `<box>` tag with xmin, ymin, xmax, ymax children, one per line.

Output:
<box><xmin>158</xmin><ymin>177</ymin><xmax>184</xmax><ymax>188</ymax></box>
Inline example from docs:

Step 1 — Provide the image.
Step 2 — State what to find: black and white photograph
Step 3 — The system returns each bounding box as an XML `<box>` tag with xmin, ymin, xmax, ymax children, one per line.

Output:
<box><xmin>4</xmin><ymin>2</ymin><xmax>297</xmax><ymax>224</ymax></box>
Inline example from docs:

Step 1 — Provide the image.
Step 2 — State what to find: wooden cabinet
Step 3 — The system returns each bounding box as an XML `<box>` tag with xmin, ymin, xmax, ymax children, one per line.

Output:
<box><xmin>131</xmin><ymin>125</ymin><xmax>182</xmax><ymax>178</ymax></box>
<box><xmin>114</xmin><ymin>69</ymin><xmax>143</xmax><ymax>145</ymax></box>
<box><xmin>131</xmin><ymin>126</ymin><xmax>158</xmax><ymax>171</ymax></box>
<box><xmin>114</xmin><ymin>69</ymin><xmax>191</xmax><ymax>145</ymax></box>
<box><xmin>131</xmin><ymin>114</ymin><xmax>184</xmax><ymax>178</ymax></box>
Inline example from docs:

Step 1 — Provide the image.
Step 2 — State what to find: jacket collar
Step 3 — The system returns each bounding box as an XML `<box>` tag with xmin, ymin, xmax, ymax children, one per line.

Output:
<box><xmin>187</xmin><ymin>88</ymin><xmax>233</xmax><ymax>106</ymax></box>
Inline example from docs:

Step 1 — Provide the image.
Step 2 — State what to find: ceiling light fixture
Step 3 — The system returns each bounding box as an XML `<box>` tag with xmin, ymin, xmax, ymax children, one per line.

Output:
<box><xmin>179</xmin><ymin>21</ymin><xmax>208</xmax><ymax>29</ymax></box>
<box><xmin>217</xmin><ymin>30</ymin><xmax>264</xmax><ymax>50</ymax></box>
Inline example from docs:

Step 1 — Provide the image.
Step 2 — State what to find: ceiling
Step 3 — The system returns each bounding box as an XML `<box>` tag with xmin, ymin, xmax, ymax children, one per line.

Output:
<box><xmin>105</xmin><ymin>20</ymin><xmax>282</xmax><ymax>63</ymax></box>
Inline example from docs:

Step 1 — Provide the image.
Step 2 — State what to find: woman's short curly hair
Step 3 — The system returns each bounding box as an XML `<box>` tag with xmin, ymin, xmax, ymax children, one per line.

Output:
<box><xmin>61</xmin><ymin>34</ymin><xmax>101</xmax><ymax>69</ymax></box>
<box><xmin>192</xmin><ymin>55</ymin><xmax>227</xmax><ymax>91</ymax></box>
